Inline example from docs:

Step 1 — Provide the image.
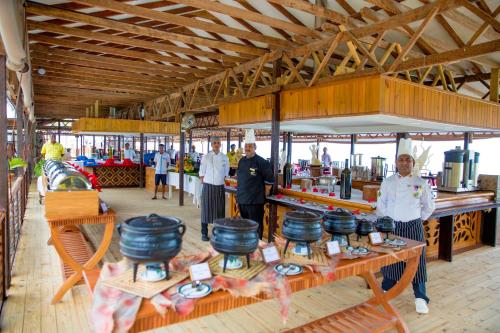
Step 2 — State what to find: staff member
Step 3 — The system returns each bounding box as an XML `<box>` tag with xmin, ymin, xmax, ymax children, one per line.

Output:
<box><xmin>237</xmin><ymin>129</ymin><xmax>273</xmax><ymax>239</ymax></box>
<box><xmin>41</xmin><ymin>133</ymin><xmax>65</xmax><ymax>161</ymax></box>
<box><xmin>227</xmin><ymin>144</ymin><xmax>238</xmax><ymax>176</ymax></box>
<box><xmin>377</xmin><ymin>138</ymin><xmax>435</xmax><ymax>314</ymax></box>
<box><xmin>189</xmin><ymin>145</ymin><xmax>200</xmax><ymax>162</ymax></box>
<box><xmin>321</xmin><ymin>147</ymin><xmax>331</xmax><ymax>166</ymax></box>
<box><xmin>152</xmin><ymin>144</ymin><xmax>170</xmax><ymax>200</ymax></box>
<box><xmin>167</xmin><ymin>145</ymin><xmax>176</xmax><ymax>165</ymax></box>
<box><xmin>123</xmin><ymin>143</ymin><xmax>136</xmax><ymax>160</ymax></box>
<box><xmin>199</xmin><ymin>136</ymin><xmax>229</xmax><ymax>241</ymax></box>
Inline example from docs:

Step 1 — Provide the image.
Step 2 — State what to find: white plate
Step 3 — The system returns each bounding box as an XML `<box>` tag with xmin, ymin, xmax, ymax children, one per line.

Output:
<box><xmin>177</xmin><ymin>282</ymin><xmax>212</xmax><ymax>299</ymax></box>
<box><xmin>219</xmin><ymin>257</ymin><xmax>243</xmax><ymax>270</ymax></box>
<box><xmin>139</xmin><ymin>268</ymin><xmax>166</xmax><ymax>282</ymax></box>
<box><xmin>274</xmin><ymin>263</ymin><xmax>303</xmax><ymax>276</ymax></box>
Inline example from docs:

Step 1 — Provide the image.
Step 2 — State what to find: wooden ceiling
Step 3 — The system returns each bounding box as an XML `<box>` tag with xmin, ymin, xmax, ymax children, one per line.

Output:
<box><xmin>25</xmin><ymin>0</ymin><xmax>499</xmax><ymax>119</ymax></box>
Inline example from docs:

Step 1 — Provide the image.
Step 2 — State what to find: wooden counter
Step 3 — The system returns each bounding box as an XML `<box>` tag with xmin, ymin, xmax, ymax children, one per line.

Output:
<box><xmin>226</xmin><ymin>181</ymin><xmax>499</xmax><ymax>261</ymax></box>
<box><xmin>84</xmin><ymin>165</ymin><xmax>142</xmax><ymax>188</ymax></box>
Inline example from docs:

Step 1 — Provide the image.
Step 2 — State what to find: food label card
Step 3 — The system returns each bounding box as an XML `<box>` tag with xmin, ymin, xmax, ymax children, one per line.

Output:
<box><xmin>369</xmin><ymin>232</ymin><xmax>383</xmax><ymax>245</ymax></box>
<box><xmin>189</xmin><ymin>263</ymin><xmax>212</xmax><ymax>281</ymax></box>
<box><xmin>326</xmin><ymin>241</ymin><xmax>341</xmax><ymax>256</ymax></box>
<box><xmin>261</xmin><ymin>245</ymin><xmax>280</xmax><ymax>264</ymax></box>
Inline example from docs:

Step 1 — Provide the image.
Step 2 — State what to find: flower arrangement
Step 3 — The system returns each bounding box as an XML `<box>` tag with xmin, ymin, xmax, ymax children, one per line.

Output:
<box><xmin>413</xmin><ymin>185</ymin><xmax>423</xmax><ymax>198</ymax></box>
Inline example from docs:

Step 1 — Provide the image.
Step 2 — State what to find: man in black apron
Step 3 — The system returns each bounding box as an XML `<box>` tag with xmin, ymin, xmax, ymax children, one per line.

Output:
<box><xmin>377</xmin><ymin>138</ymin><xmax>435</xmax><ymax>314</ymax></box>
<box><xmin>236</xmin><ymin>129</ymin><xmax>273</xmax><ymax>239</ymax></box>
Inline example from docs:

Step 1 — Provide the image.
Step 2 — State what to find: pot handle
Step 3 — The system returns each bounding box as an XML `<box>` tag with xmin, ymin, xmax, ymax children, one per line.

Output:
<box><xmin>178</xmin><ymin>224</ymin><xmax>186</xmax><ymax>236</ymax></box>
<box><xmin>116</xmin><ymin>223</ymin><xmax>122</xmax><ymax>236</ymax></box>
<box><xmin>146</xmin><ymin>213</ymin><xmax>160</xmax><ymax>221</ymax></box>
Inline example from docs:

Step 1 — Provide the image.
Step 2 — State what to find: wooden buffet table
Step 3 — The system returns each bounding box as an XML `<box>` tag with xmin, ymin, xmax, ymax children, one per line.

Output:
<box><xmin>226</xmin><ymin>181</ymin><xmax>499</xmax><ymax>261</ymax></box>
<box><xmin>85</xmin><ymin>238</ymin><xmax>424</xmax><ymax>333</ymax></box>
<box><xmin>84</xmin><ymin>165</ymin><xmax>142</xmax><ymax>188</ymax></box>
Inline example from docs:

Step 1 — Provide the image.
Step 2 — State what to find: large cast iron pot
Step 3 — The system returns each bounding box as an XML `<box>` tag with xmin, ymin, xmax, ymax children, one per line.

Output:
<box><xmin>376</xmin><ymin>216</ymin><xmax>395</xmax><ymax>238</ymax></box>
<box><xmin>356</xmin><ymin>218</ymin><xmax>374</xmax><ymax>240</ymax></box>
<box><xmin>211</xmin><ymin>218</ymin><xmax>259</xmax><ymax>272</ymax></box>
<box><xmin>282</xmin><ymin>210</ymin><xmax>323</xmax><ymax>259</ymax></box>
<box><xmin>323</xmin><ymin>208</ymin><xmax>357</xmax><ymax>238</ymax></box>
<box><xmin>119</xmin><ymin>214</ymin><xmax>186</xmax><ymax>281</ymax></box>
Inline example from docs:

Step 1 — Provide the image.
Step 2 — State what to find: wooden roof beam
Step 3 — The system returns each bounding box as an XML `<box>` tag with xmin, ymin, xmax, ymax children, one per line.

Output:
<box><xmin>165</xmin><ymin>0</ymin><xmax>321</xmax><ymax>38</ymax></box>
<box><xmin>26</xmin><ymin>1</ymin><xmax>265</xmax><ymax>57</ymax></box>
<box><xmin>264</xmin><ymin>0</ymin><xmax>351</xmax><ymax>26</ymax></box>
<box><xmin>70</xmin><ymin>0</ymin><xmax>290</xmax><ymax>48</ymax></box>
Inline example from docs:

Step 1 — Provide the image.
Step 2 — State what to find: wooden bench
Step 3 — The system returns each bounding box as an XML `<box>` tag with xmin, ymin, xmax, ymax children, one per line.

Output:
<box><xmin>84</xmin><ymin>239</ymin><xmax>423</xmax><ymax>333</ymax></box>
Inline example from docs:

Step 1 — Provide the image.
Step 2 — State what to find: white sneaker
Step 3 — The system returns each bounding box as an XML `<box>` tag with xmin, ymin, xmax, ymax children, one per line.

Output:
<box><xmin>415</xmin><ymin>298</ymin><xmax>429</xmax><ymax>314</ymax></box>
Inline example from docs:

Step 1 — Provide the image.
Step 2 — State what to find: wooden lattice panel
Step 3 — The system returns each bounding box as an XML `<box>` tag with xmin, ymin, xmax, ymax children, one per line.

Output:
<box><xmin>423</xmin><ymin>218</ymin><xmax>440</xmax><ymax>259</ymax></box>
<box><xmin>94</xmin><ymin>166</ymin><xmax>141</xmax><ymax>188</ymax></box>
<box><xmin>453</xmin><ymin>211</ymin><xmax>482</xmax><ymax>251</ymax></box>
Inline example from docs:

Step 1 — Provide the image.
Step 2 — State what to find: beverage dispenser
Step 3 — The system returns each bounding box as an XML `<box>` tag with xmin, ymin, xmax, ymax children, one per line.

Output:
<box><xmin>440</xmin><ymin>146</ymin><xmax>465</xmax><ymax>190</ymax></box>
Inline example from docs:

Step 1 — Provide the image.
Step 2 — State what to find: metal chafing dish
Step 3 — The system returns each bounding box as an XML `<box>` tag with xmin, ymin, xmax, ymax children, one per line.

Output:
<box><xmin>44</xmin><ymin>160</ymin><xmax>92</xmax><ymax>191</ymax></box>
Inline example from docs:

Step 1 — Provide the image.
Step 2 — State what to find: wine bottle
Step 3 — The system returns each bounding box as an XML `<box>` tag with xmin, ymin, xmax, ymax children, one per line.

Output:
<box><xmin>283</xmin><ymin>162</ymin><xmax>293</xmax><ymax>188</ymax></box>
<box><xmin>340</xmin><ymin>158</ymin><xmax>352</xmax><ymax>199</ymax></box>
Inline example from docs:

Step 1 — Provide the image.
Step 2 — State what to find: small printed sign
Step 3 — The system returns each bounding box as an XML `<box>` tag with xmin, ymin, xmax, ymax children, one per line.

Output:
<box><xmin>326</xmin><ymin>240</ymin><xmax>341</xmax><ymax>256</ymax></box>
<box><xmin>261</xmin><ymin>245</ymin><xmax>280</xmax><ymax>264</ymax></box>
<box><xmin>189</xmin><ymin>262</ymin><xmax>212</xmax><ymax>281</ymax></box>
<box><xmin>369</xmin><ymin>232</ymin><xmax>384</xmax><ymax>245</ymax></box>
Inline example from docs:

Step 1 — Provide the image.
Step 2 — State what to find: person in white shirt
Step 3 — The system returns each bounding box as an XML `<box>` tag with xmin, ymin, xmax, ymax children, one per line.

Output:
<box><xmin>377</xmin><ymin>138</ymin><xmax>435</xmax><ymax>315</ymax></box>
<box><xmin>199</xmin><ymin>136</ymin><xmax>229</xmax><ymax>241</ymax></box>
<box><xmin>152</xmin><ymin>144</ymin><xmax>170</xmax><ymax>200</ymax></box>
<box><xmin>189</xmin><ymin>145</ymin><xmax>200</xmax><ymax>162</ymax></box>
<box><xmin>123</xmin><ymin>143</ymin><xmax>136</xmax><ymax>160</ymax></box>
<box><xmin>167</xmin><ymin>145</ymin><xmax>176</xmax><ymax>165</ymax></box>
<box><xmin>321</xmin><ymin>147</ymin><xmax>332</xmax><ymax>166</ymax></box>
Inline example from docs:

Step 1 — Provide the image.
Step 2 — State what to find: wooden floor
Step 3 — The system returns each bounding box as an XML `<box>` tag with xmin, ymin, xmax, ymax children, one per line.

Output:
<box><xmin>1</xmin><ymin>187</ymin><xmax>500</xmax><ymax>333</ymax></box>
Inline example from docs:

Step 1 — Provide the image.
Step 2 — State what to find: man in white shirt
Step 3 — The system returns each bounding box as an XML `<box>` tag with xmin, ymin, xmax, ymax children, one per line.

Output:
<box><xmin>377</xmin><ymin>138</ymin><xmax>435</xmax><ymax>314</ymax></box>
<box><xmin>189</xmin><ymin>145</ymin><xmax>200</xmax><ymax>162</ymax></box>
<box><xmin>152</xmin><ymin>144</ymin><xmax>170</xmax><ymax>200</ymax></box>
<box><xmin>199</xmin><ymin>136</ymin><xmax>229</xmax><ymax>241</ymax></box>
<box><xmin>167</xmin><ymin>145</ymin><xmax>176</xmax><ymax>165</ymax></box>
<box><xmin>123</xmin><ymin>143</ymin><xmax>136</xmax><ymax>160</ymax></box>
<box><xmin>321</xmin><ymin>147</ymin><xmax>332</xmax><ymax>166</ymax></box>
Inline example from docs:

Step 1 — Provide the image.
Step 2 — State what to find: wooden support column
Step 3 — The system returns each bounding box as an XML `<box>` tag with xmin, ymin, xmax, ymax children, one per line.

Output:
<box><xmin>117</xmin><ymin>136</ymin><xmax>121</xmax><ymax>152</ymax></box>
<box><xmin>179</xmin><ymin>124</ymin><xmax>186</xmax><ymax>207</ymax></box>
<box><xmin>238</xmin><ymin>133</ymin><xmax>242</xmax><ymax>148</ymax></box>
<box><xmin>269</xmin><ymin>59</ymin><xmax>282</xmax><ymax>242</ymax></box>
<box><xmin>226</xmin><ymin>129</ymin><xmax>231</xmax><ymax>153</ymax></box>
<box><xmin>75</xmin><ymin>135</ymin><xmax>79</xmax><ymax>155</ymax></box>
<box><xmin>92</xmin><ymin>135</ymin><xmax>95</xmax><ymax>148</ymax></box>
<box><xmin>103</xmin><ymin>135</ymin><xmax>107</xmax><ymax>155</ymax></box>
<box><xmin>0</xmin><ymin>55</ymin><xmax>10</xmax><ymax>293</ymax></box>
<box><xmin>350</xmin><ymin>134</ymin><xmax>357</xmax><ymax>155</ymax></box>
<box><xmin>57</xmin><ymin>121</ymin><xmax>61</xmax><ymax>142</ymax></box>
<box><xmin>188</xmin><ymin>131</ymin><xmax>193</xmax><ymax>151</ymax></box>
<box><xmin>139</xmin><ymin>133</ymin><xmax>144</xmax><ymax>188</ymax></box>
<box><xmin>207</xmin><ymin>135</ymin><xmax>211</xmax><ymax>153</ymax></box>
<box><xmin>282</xmin><ymin>133</ymin><xmax>287</xmax><ymax>155</ymax></box>
<box><xmin>15</xmin><ymin>89</ymin><xmax>24</xmax><ymax>158</ymax></box>
<box><xmin>491</xmin><ymin>68</ymin><xmax>499</xmax><ymax>103</ymax></box>
<box><xmin>439</xmin><ymin>215</ymin><xmax>454</xmax><ymax>262</ymax></box>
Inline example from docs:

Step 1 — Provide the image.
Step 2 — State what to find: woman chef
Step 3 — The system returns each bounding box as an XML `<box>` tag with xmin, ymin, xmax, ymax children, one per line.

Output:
<box><xmin>377</xmin><ymin>138</ymin><xmax>435</xmax><ymax>314</ymax></box>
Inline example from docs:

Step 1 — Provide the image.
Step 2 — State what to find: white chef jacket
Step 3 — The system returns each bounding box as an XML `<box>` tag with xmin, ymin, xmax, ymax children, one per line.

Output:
<box><xmin>190</xmin><ymin>151</ymin><xmax>200</xmax><ymax>162</ymax></box>
<box><xmin>123</xmin><ymin>149</ymin><xmax>136</xmax><ymax>160</ymax></box>
<box><xmin>377</xmin><ymin>173</ymin><xmax>435</xmax><ymax>222</ymax></box>
<box><xmin>153</xmin><ymin>152</ymin><xmax>170</xmax><ymax>174</ymax></box>
<box><xmin>199</xmin><ymin>151</ymin><xmax>229</xmax><ymax>185</ymax></box>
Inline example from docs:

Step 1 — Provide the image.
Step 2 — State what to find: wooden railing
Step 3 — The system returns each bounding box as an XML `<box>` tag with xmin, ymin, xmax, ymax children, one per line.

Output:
<box><xmin>4</xmin><ymin>168</ymin><xmax>31</xmax><ymax>288</ymax></box>
<box><xmin>0</xmin><ymin>210</ymin><xmax>5</xmax><ymax>310</ymax></box>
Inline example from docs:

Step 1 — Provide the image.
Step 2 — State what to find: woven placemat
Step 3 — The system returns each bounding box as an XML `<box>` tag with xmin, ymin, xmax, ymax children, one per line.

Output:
<box><xmin>102</xmin><ymin>266</ymin><xmax>189</xmax><ymax>298</ymax></box>
<box><xmin>208</xmin><ymin>254</ymin><xmax>266</xmax><ymax>280</ymax></box>
<box><xmin>280</xmin><ymin>246</ymin><xmax>329</xmax><ymax>266</ymax></box>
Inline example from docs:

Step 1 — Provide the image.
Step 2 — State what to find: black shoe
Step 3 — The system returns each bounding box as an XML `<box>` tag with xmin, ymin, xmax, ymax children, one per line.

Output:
<box><xmin>201</xmin><ymin>234</ymin><xmax>209</xmax><ymax>242</ymax></box>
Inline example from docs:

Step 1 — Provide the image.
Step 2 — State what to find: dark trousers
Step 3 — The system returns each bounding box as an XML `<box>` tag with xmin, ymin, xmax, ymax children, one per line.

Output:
<box><xmin>202</xmin><ymin>223</ymin><xmax>209</xmax><ymax>237</ymax></box>
<box><xmin>382</xmin><ymin>278</ymin><xmax>430</xmax><ymax>303</ymax></box>
<box><xmin>238</xmin><ymin>204</ymin><xmax>264</xmax><ymax>239</ymax></box>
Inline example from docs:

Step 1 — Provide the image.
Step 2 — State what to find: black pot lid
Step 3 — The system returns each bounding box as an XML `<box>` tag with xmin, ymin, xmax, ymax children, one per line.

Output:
<box><xmin>213</xmin><ymin>218</ymin><xmax>258</xmax><ymax>231</ymax></box>
<box><xmin>324</xmin><ymin>208</ymin><xmax>353</xmax><ymax>218</ymax></box>
<box><xmin>124</xmin><ymin>214</ymin><xmax>182</xmax><ymax>229</ymax></box>
<box><xmin>285</xmin><ymin>210</ymin><xmax>321</xmax><ymax>222</ymax></box>
<box><xmin>377</xmin><ymin>216</ymin><xmax>394</xmax><ymax>224</ymax></box>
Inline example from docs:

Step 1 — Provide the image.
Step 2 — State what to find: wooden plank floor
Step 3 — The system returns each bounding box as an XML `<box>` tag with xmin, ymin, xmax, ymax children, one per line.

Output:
<box><xmin>1</xmin><ymin>187</ymin><xmax>500</xmax><ymax>333</ymax></box>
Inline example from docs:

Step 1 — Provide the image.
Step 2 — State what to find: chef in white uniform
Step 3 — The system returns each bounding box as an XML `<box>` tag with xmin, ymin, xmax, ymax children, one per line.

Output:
<box><xmin>377</xmin><ymin>138</ymin><xmax>435</xmax><ymax>314</ymax></box>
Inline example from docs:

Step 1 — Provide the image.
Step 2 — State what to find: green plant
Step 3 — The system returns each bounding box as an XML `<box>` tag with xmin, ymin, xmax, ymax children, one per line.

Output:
<box><xmin>34</xmin><ymin>159</ymin><xmax>46</xmax><ymax>177</ymax></box>
<box><xmin>9</xmin><ymin>157</ymin><xmax>27</xmax><ymax>170</ymax></box>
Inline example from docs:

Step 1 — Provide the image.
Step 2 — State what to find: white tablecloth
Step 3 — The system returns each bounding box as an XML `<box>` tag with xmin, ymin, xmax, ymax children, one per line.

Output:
<box><xmin>167</xmin><ymin>172</ymin><xmax>202</xmax><ymax>207</ymax></box>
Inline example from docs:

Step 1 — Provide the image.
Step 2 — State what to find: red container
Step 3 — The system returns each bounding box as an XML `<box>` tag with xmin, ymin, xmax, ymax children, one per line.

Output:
<box><xmin>329</xmin><ymin>192</ymin><xmax>336</xmax><ymax>197</ymax></box>
<box><xmin>301</xmin><ymin>188</ymin><xmax>307</xmax><ymax>192</ymax></box>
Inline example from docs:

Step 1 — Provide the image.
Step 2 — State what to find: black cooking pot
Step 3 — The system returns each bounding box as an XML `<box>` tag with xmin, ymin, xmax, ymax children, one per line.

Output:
<box><xmin>211</xmin><ymin>218</ymin><xmax>259</xmax><ymax>272</ymax></box>
<box><xmin>376</xmin><ymin>216</ymin><xmax>395</xmax><ymax>237</ymax></box>
<box><xmin>323</xmin><ymin>208</ymin><xmax>357</xmax><ymax>237</ymax></box>
<box><xmin>119</xmin><ymin>214</ymin><xmax>186</xmax><ymax>281</ymax></box>
<box><xmin>356</xmin><ymin>218</ymin><xmax>374</xmax><ymax>239</ymax></box>
<box><xmin>282</xmin><ymin>211</ymin><xmax>322</xmax><ymax>259</ymax></box>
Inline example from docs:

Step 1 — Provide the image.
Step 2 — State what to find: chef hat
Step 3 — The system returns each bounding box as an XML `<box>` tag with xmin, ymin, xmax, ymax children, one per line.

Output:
<box><xmin>397</xmin><ymin>138</ymin><xmax>414</xmax><ymax>159</ymax></box>
<box><xmin>245</xmin><ymin>129</ymin><xmax>256</xmax><ymax>144</ymax></box>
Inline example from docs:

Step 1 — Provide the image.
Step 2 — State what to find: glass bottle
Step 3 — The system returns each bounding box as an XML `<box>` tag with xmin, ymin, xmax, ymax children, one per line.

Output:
<box><xmin>340</xmin><ymin>158</ymin><xmax>352</xmax><ymax>199</ymax></box>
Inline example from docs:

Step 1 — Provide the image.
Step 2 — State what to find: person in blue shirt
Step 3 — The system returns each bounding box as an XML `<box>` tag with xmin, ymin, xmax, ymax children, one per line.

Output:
<box><xmin>152</xmin><ymin>144</ymin><xmax>170</xmax><ymax>200</ymax></box>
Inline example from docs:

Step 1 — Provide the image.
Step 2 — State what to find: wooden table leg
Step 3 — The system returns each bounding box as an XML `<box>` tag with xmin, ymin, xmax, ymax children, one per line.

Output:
<box><xmin>50</xmin><ymin>221</ymin><xmax>114</xmax><ymax>304</ymax></box>
<box><xmin>363</xmin><ymin>247</ymin><xmax>422</xmax><ymax>333</ymax></box>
